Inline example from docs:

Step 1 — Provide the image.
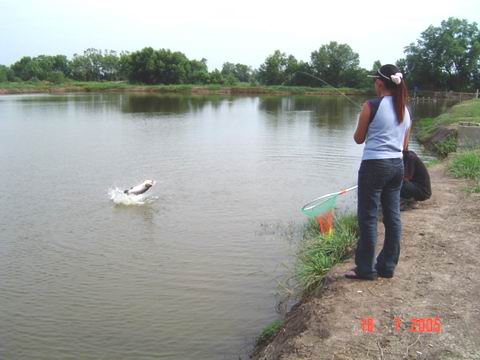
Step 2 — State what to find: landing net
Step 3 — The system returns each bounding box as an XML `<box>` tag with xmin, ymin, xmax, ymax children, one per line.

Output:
<box><xmin>301</xmin><ymin>185</ymin><xmax>358</xmax><ymax>236</ymax></box>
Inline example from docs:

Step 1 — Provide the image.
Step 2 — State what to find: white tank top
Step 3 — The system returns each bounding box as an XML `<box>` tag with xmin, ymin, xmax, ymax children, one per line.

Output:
<box><xmin>362</xmin><ymin>96</ymin><xmax>411</xmax><ymax>160</ymax></box>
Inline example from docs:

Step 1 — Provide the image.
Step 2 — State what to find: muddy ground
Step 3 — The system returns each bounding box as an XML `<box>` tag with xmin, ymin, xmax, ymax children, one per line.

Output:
<box><xmin>254</xmin><ymin>163</ymin><xmax>480</xmax><ymax>360</ymax></box>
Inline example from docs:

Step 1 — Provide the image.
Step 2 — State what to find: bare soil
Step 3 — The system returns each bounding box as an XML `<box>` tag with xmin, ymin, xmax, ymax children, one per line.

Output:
<box><xmin>254</xmin><ymin>162</ymin><xmax>480</xmax><ymax>360</ymax></box>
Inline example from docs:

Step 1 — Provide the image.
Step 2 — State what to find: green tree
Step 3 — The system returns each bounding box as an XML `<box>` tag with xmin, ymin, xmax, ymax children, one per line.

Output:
<box><xmin>257</xmin><ymin>50</ymin><xmax>290</xmax><ymax>85</ymax></box>
<box><xmin>69</xmin><ymin>49</ymin><xmax>121</xmax><ymax>81</ymax></box>
<box><xmin>11</xmin><ymin>57</ymin><xmax>34</xmax><ymax>80</ymax></box>
<box><xmin>0</xmin><ymin>65</ymin><xmax>14</xmax><ymax>81</ymax></box>
<box><xmin>209</xmin><ymin>69</ymin><xmax>224</xmax><ymax>84</ymax></box>
<box><xmin>51</xmin><ymin>55</ymin><xmax>69</xmax><ymax>77</ymax></box>
<box><xmin>69</xmin><ymin>54</ymin><xmax>88</xmax><ymax>81</ymax></box>
<box><xmin>221</xmin><ymin>62</ymin><xmax>236</xmax><ymax>79</ymax></box>
<box><xmin>123</xmin><ymin>47</ymin><xmax>208</xmax><ymax>84</ymax></box>
<box><xmin>186</xmin><ymin>58</ymin><xmax>209</xmax><ymax>84</ymax></box>
<box><xmin>310</xmin><ymin>41</ymin><xmax>364</xmax><ymax>87</ymax></box>
<box><xmin>284</xmin><ymin>61</ymin><xmax>317</xmax><ymax>86</ymax></box>
<box><xmin>117</xmin><ymin>51</ymin><xmax>131</xmax><ymax>80</ymax></box>
<box><xmin>121</xmin><ymin>47</ymin><xmax>156</xmax><ymax>83</ymax></box>
<box><xmin>371</xmin><ymin>60</ymin><xmax>382</xmax><ymax>71</ymax></box>
<box><xmin>101</xmin><ymin>50</ymin><xmax>121</xmax><ymax>81</ymax></box>
<box><xmin>394</xmin><ymin>58</ymin><xmax>414</xmax><ymax>86</ymax></box>
<box><xmin>404</xmin><ymin>17</ymin><xmax>480</xmax><ymax>91</ymax></box>
<box><xmin>11</xmin><ymin>55</ymin><xmax>69</xmax><ymax>81</ymax></box>
<box><xmin>46</xmin><ymin>71</ymin><xmax>65</xmax><ymax>84</ymax></box>
<box><xmin>283</xmin><ymin>55</ymin><xmax>299</xmax><ymax>84</ymax></box>
<box><xmin>221</xmin><ymin>62</ymin><xmax>252</xmax><ymax>83</ymax></box>
<box><xmin>233</xmin><ymin>63</ymin><xmax>251</xmax><ymax>82</ymax></box>
<box><xmin>283</xmin><ymin>56</ymin><xmax>317</xmax><ymax>86</ymax></box>
<box><xmin>153</xmin><ymin>49</ymin><xmax>189</xmax><ymax>84</ymax></box>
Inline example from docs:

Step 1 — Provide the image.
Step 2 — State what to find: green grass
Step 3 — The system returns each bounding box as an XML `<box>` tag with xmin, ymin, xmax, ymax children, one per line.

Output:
<box><xmin>433</xmin><ymin>135</ymin><xmax>458</xmax><ymax>158</ymax></box>
<box><xmin>424</xmin><ymin>159</ymin><xmax>441</xmax><ymax>168</ymax></box>
<box><xmin>256</xmin><ymin>320</ymin><xmax>283</xmax><ymax>345</ymax></box>
<box><xmin>448</xmin><ymin>149</ymin><xmax>480</xmax><ymax>192</ymax></box>
<box><xmin>415</xmin><ymin>117</ymin><xmax>436</xmax><ymax>142</ymax></box>
<box><xmin>416</xmin><ymin>100</ymin><xmax>480</xmax><ymax>138</ymax></box>
<box><xmin>295</xmin><ymin>214</ymin><xmax>358</xmax><ymax>294</ymax></box>
<box><xmin>0</xmin><ymin>80</ymin><xmax>129</xmax><ymax>92</ymax></box>
<box><xmin>72</xmin><ymin>81</ymin><xmax>131</xmax><ymax>90</ymax></box>
<box><xmin>0</xmin><ymin>80</ymin><xmax>57</xmax><ymax>90</ymax></box>
<box><xmin>434</xmin><ymin>99</ymin><xmax>480</xmax><ymax>126</ymax></box>
<box><xmin>254</xmin><ymin>214</ymin><xmax>359</xmax><ymax>348</ymax></box>
<box><xmin>467</xmin><ymin>184</ymin><xmax>480</xmax><ymax>193</ymax></box>
<box><xmin>415</xmin><ymin>99</ymin><xmax>480</xmax><ymax>157</ymax></box>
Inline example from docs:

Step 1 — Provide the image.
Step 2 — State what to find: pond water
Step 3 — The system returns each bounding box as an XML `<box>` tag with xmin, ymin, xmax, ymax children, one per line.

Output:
<box><xmin>0</xmin><ymin>93</ymin><xmax>454</xmax><ymax>359</ymax></box>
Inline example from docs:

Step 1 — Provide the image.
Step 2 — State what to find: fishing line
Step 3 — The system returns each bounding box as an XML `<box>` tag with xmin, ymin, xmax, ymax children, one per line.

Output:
<box><xmin>296</xmin><ymin>71</ymin><xmax>363</xmax><ymax>109</ymax></box>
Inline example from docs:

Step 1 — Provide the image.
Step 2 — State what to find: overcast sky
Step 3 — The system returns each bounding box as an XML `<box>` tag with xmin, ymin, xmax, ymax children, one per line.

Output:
<box><xmin>1</xmin><ymin>0</ymin><xmax>479</xmax><ymax>71</ymax></box>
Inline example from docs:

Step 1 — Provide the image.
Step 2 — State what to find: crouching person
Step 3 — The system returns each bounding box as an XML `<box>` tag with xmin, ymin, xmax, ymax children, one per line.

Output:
<box><xmin>401</xmin><ymin>150</ymin><xmax>431</xmax><ymax>210</ymax></box>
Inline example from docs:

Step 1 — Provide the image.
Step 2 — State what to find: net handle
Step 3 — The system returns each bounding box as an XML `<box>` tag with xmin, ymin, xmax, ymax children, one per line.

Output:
<box><xmin>302</xmin><ymin>185</ymin><xmax>358</xmax><ymax>212</ymax></box>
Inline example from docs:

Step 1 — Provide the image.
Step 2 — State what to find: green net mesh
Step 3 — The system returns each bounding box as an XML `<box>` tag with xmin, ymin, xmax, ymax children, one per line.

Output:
<box><xmin>302</xmin><ymin>186</ymin><xmax>357</xmax><ymax>236</ymax></box>
<box><xmin>301</xmin><ymin>194</ymin><xmax>338</xmax><ymax>218</ymax></box>
<box><xmin>302</xmin><ymin>195</ymin><xmax>338</xmax><ymax>236</ymax></box>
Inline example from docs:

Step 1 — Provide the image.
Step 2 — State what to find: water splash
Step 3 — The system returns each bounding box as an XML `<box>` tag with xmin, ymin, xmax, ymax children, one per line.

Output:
<box><xmin>108</xmin><ymin>187</ymin><xmax>156</xmax><ymax>206</ymax></box>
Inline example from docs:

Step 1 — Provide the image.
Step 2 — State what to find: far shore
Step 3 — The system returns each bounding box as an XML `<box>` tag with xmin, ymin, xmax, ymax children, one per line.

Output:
<box><xmin>2</xmin><ymin>82</ymin><xmax>478</xmax><ymax>102</ymax></box>
<box><xmin>0</xmin><ymin>81</ymin><xmax>373</xmax><ymax>97</ymax></box>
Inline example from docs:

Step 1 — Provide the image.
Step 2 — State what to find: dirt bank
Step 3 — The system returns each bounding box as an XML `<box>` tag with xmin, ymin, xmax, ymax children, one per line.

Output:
<box><xmin>254</xmin><ymin>162</ymin><xmax>480</xmax><ymax>359</ymax></box>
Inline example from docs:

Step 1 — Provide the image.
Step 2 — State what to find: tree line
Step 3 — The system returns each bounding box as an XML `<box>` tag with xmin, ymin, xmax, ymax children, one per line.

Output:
<box><xmin>0</xmin><ymin>17</ymin><xmax>479</xmax><ymax>91</ymax></box>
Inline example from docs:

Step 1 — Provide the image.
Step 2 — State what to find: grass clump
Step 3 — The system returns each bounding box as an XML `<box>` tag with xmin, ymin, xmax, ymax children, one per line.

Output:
<box><xmin>448</xmin><ymin>149</ymin><xmax>480</xmax><ymax>192</ymax></box>
<box><xmin>415</xmin><ymin>99</ymin><xmax>480</xmax><ymax>158</ymax></box>
<box><xmin>448</xmin><ymin>149</ymin><xmax>480</xmax><ymax>179</ymax></box>
<box><xmin>295</xmin><ymin>214</ymin><xmax>358</xmax><ymax>294</ymax></box>
<box><xmin>433</xmin><ymin>135</ymin><xmax>458</xmax><ymax>158</ymax></box>
<box><xmin>255</xmin><ymin>214</ymin><xmax>358</xmax><ymax>350</ymax></box>
<box><xmin>256</xmin><ymin>320</ymin><xmax>283</xmax><ymax>346</ymax></box>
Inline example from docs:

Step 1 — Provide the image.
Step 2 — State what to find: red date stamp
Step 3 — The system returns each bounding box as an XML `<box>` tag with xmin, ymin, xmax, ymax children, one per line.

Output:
<box><xmin>408</xmin><ymin>316</ymin><xmax>442</xmax><ymax>333</ymax></box>
<box><xmin>360</xmin><ymin>316</ymin><xmax>441</xmax><ymax>334</ymax></box>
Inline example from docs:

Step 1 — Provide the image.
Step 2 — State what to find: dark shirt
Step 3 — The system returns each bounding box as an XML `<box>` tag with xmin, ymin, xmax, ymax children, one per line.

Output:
<box><xmin>403</xmin><ymin>150</ymin><xmax>432</xmax><ymax>199</ymax></box>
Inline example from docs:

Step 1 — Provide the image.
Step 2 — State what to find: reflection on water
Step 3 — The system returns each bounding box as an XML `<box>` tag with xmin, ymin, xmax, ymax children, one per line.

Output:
<box><xmin>0</xmin><ymin>93</ymin><xmax>454</xmax><ymax>360</ymax></box>
<box><xmin>121</xmin><ymin>94</ymin><xmax>228</xmax><ymax>114</ymax></box>
<box><xmin>410</xmin><ymin>98</ymin><xmax>459</xmax><ymax>120</ymax></box>
<box><xmin>259</xmin><ymin>96</ymin><xmax>364</xmax><ymax>128</ymax></box>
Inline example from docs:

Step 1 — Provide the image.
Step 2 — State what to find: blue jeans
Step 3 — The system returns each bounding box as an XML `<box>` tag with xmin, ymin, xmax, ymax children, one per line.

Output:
<box><xmin>356</xmin><ymin>158</ymin><xmax>404</xmax><ymax>277</ymax></box>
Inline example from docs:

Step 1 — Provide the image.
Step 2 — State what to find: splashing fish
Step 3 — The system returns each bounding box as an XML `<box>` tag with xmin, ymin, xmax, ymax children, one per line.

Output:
<box><xmin>109</xmin><ymin>180</ymin><xmax>156</xmax><ymax>205</ymax></box>
<box><xmin>124</xmin><ymin>180</ymin><xmax>156</xmax><ymax>195</ymax></box>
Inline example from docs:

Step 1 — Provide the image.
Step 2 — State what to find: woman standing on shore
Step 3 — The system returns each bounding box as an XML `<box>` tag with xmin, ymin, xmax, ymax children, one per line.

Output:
<box><xmin>346</xmin><ymin>64</ymin><xmax>411</xmax><ymax>280</ymax></box>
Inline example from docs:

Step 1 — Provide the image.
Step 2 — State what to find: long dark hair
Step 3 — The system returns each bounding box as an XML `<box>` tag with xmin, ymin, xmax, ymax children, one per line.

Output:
<box><xmin>378</xmin><ymin>64</ymin><xmax>408</xmax><ymax>123</ymax></box>
<box><xmin>384</xmin><ymin>79</ymin><xmax>408</xmax><ymax>123</ymax></box>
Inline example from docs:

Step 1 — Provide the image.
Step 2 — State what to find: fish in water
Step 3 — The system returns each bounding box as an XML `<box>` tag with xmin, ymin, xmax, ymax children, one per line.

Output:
<box><xmin>124</xmin><ymin>180</ymin><xmax>156</xmax><ymax>195</ymax></box>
